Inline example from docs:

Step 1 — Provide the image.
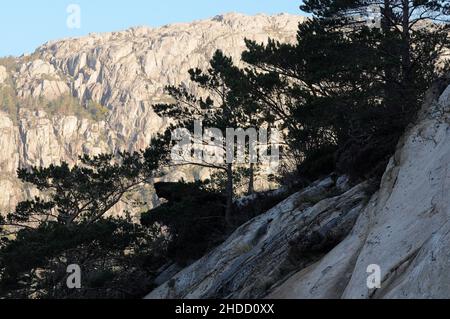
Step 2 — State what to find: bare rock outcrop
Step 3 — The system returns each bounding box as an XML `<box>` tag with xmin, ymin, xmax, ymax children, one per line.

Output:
<box><xmin>146</xmin><ymin>177</ymin><xmax>372</xmax><ymax>299</ymax></box>
<box><xmin>147</xmin><ymin>78</ymin><xmax>450</xmax><ymax>299</ymax></box>
<box><xmin>16</xmin><ymin>59</ymin><xmax>70</xmax><ymax>100</ymax></box>
<box><xmin>0</xmin><ymin>66</ymin><xmax>7</xmax><ymax>84</ymax></box>
<box><xmin>269</xmin><ymin>78</ymin><xmax>450</xmax><ymax>299</ymax></box>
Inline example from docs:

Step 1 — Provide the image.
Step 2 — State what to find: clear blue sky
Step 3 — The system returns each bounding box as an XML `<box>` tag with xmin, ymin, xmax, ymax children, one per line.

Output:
<box><xmin>0</xmin><ymin>0</ymin><xmax>304</xmax><ymax>57</ymax></box>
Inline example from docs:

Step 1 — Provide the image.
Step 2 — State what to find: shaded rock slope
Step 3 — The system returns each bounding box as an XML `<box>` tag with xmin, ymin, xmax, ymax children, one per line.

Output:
<box><xmin>147</xmin><ymin>77</ymin><xmax>450</xmax><ymax>299</ymax></box>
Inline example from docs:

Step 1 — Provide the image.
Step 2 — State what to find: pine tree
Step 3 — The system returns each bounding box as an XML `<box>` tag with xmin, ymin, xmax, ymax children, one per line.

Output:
<box><xmin>242</xmin><ymin>0</ymin><xmax>449</xmax><ymax>178</ymax></box>
<box><xmin>0</xmin><ymin>135</ymin><xmax>172</xmax><ymax>298</ymax></box>
<box><xmin>154</xmin><ymin>50</ymin><xmax>265</xmax><ymax>226</ymax></box>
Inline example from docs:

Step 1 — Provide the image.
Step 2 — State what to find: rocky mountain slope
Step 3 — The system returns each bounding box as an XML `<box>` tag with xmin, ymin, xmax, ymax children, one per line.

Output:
<box><xmin>0</xmin><ymin>13</ymin><xmax>305</xmax><ymax>215</ymax></box>
<box><xmin>146</xmin><ymin>76</ymin><xmax>450</xmax><ymax>299</ymax></box>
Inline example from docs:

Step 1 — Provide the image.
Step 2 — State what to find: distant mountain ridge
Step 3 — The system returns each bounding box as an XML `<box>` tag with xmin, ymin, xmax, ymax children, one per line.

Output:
<box><xmin>0</xmin><ymin>13</ymin><xmax>306</xmax><ymax>215</ymax></box>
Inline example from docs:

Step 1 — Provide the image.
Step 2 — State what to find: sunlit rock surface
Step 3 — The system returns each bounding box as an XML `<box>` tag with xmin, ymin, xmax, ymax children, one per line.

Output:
<box><xmin>147</xmin><ymin>79</ymin><xmax>450</xmax><ymax>299</ymax></box>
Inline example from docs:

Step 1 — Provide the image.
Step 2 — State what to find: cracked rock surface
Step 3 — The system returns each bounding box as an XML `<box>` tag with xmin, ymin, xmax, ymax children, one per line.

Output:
<box><xmin>270</xmin><ymin>78</ymin><xmax>450</xmax><ymax>299</ymax></box>
<box><xmin>146</xmin><ymin>177</ymin><xmax>372</xmax><ymax>299</ymax></box>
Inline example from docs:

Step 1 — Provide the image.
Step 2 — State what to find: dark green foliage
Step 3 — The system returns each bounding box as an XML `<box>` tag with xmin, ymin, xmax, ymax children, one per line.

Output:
<box><xmin>297</xmin><ymin>144</ymin><xmax>338</xmax><ymax>181</ymax></box>
<box><xmin>0</xmin><ymin>218</ymin><xmax>167</xmax><ymax>299</ymax></box>
<box><xmin>141</xmin><ymin>181</ymin><xmax>291</xmax><ymax>266</ymax></box>
<box><xmin>153</xmin><ymin>50</ymin><xmax>268</xmax><ymax>226</ymax></box>
<box><xmin>205</xmin><ymin>166</ymin><xmax>256</xmax><ymax>197</ymax></box>
<box><xmin>242</xmin><ymin>0</ymin><xmax>450</xmax><ymax>178</ymax></box>
<box><xmin>141</xmin><ymin>182</ymin><xmax>227</xmax><ymax>266</ymax></box>
<box><xmin>154</xmin><ymin>51</ymin><xmax>250</xmax><ymax>131</ymax></box>
<box><xmin>0</xmin><ymin>139</ymin><xmax>172</xmax><ymax>299</ymax></box>
<box><xmin>1</xmin><ymin>1</ymin><xmax>449</xmax><ymax>299</ymax></box>
<box><xmin>6</xmin><ymin>148</ymin><xmax>167</xmax><ymax>228</ymax></box>
<box><xmin>233</xmin><ymin>190</ymin><xmax>291</xmax><ymax>226</ymax></box>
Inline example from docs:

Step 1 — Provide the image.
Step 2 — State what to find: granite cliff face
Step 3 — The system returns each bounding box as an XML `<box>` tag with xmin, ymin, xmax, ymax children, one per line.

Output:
<box><xmin>0</xmin><ymin>13</ymin><xmax>305</xmax><ymax>215</ymax></box>
<box><xmin>147</xmin><ymin>77</ymin><xmax>450</xmax><ymax>299</ymax></box>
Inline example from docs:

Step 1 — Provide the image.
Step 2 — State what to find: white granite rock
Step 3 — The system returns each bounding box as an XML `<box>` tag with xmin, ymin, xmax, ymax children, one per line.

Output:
<box><xmin>0</xmin><ymin>13</ymin><xmax>304</xmax><ymax>215</ymax></box>
<box><xmin>0</xmin><ymin>65</ymin><xmax>8</xmax><ymax>84</ymax></box>
<box><xmin>146</xmin><ymin>178</ymin><xmax>370</xmax><ymax>299</ymax></box>
<box><xmin>146</xmin><ymin>79</ymin><xmax>450</xmax><ymax>299</ymax></box>
<box><xmin>270</xmin><ymin>80</ymin><xmax>450</xmax><ymax>299</ymax></box>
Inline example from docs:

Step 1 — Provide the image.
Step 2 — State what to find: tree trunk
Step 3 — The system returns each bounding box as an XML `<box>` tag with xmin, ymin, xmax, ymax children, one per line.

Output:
<box><xmin>401</xmin><ymin>0</ymin><xmax>412</xmax><ymax>112</ymax></box>
<box><xmin>381</xmin><ymin>0</ymin><xmax>397</xmax><ymax>111</ymax></box>
<box><xmin>225</xmin><ymin>163</ymin><xmax>234</xmax><ymax>227</ymax></box>
<box><xmin>247</xmin><ymin>163</ymin><xmax>255</xmax><ymax>196</ymax></box>
<box><xmin>401</xmin><ymin>0</ymin><xmax>411</xmax><ymax>73</ymax></box>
